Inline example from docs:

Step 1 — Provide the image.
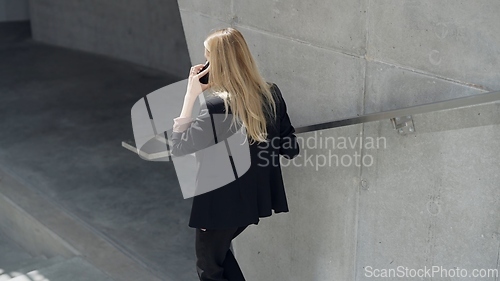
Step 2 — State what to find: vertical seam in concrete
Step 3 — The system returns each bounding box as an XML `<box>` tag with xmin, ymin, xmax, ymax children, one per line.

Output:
<box><xmin>496</xmin><ymin>242</ymin><xmax>500</xmax><ymax>281</ymax></box>
<box><xmin>362</xmin><ymin>0</ymin><xmax>370</xmax><ymax>118</ymax></box>
<box><xmin>353</xmin><ymin>123</ymin><xmax>363</xmax><ymax>281</ymax></box>
<box><xmin>353</xmin><ymin>65</ymin><xmax>367</xmax><ymax>281</ymax></box>
<box><xmin>364</xmin><ymin>0</ymin><xmax>370</xmax><ymax>62</ymax></box>
<box><xmin>231</xmin><ymin>0</ymin><xmax>235</xmax><ymax>25</ymax></box>
<box><xmin>353</xmin><ymin>1</ymin><xmax>371</xmax><ymax>280</ymax></box>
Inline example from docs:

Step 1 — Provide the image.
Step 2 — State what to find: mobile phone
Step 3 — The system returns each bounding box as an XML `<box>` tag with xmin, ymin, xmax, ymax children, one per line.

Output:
<box><xmin>198</xmin><ymin>61</ymin><xmax>209</xmax><ymax>84</ymax></box>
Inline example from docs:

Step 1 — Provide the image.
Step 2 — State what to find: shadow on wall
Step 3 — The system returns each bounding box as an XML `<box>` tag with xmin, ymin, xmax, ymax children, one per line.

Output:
<box><xmin>0</xmin><ymin>0</ymin><xmax>30</xmax><ymax>22</ymax></box>
<box><xmin>28</xmin><ymin>0</ymin><xmax>191</xmax><ymax>78</ymax></box>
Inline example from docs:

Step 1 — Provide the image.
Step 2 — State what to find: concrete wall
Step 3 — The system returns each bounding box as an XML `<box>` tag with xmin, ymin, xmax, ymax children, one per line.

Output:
<box><xmin>232</xmin><ymin>102</ymin><xmax>500</xmax><ymax>281</ymax></box>
<box><xmin>0</xmin><ymin>0</ymin><xmax>29</xmax><ymax>22</ymax></box>
<box><xmin>177</xmin><ymin>0</ymin><xmax>500</xmax><ymax>280</ymax></box>
<box><xmin>28</xmin><ymin>0</ymin><xmax>190</xmax><ymax>79</ymax></box>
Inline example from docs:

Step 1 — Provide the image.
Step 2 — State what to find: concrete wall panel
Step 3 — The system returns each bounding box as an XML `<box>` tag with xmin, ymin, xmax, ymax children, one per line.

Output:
<box><xmin>364</xmin><ymin>61</ymin><xmax>485</xmax><ymax>114</ymax></box>
<box><xmin>367</xmin><ymin>0</ymin><xmax>500</xmax><ymax>91</ymax></box>
<box><xmin>235</xmin><ymin>25</ymin><xmax>366</xmax><ymax>127</ymax></box>
<box><xmin>178</xmin><ymin>0</ymin><xmax>232</xmax><ymax>22</ymax></box>
<box><xmin>29</xmin><ymin>0</ymin><xmax>190</xmax><ymax>78</ymax></box>
<box><xmin>233</xmin><ymin>124</ymin><xmax>363</xmax><ymax>281</ymax></box>
<box><xmin>178</xmin><ymin>10</ymin><xmax>231</xmax><ymax>65</ymax></box>
<box><xmin>0</xmin><ymin>0</ymin><xmax>29</xmax><ymax>22</ymax></box>
<box><xmin>356</xmin><ymin>106</ymin><xmax>500</xmax><ymax>280</ymax></box>
<box><xmin>234</xmin><ymin>0</ymin><xmax>367</xmax><ymax>56</ymax></box>
<box><xmin>177</xmin><ymin>1</ymin><xmax>500</xmax><ymax>279</ymax></box>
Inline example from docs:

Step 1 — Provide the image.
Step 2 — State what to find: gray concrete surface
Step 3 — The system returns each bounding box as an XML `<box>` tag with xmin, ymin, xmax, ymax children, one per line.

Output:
<box><xmin>0</xmin><ymin>230</ymin><xmax>34</xmax><ymax>275</ymax></box>
<box><xmin>0</xmin><ymin>230</ymin><xmax>110</xmax><ymax>281</ymax></box>
<box><xmin>355</xmin><ymin>102</ymin><xmax>500</xmax><ymax>281</ymax></box>
<box><xmin>1</xmin><ymin>254</ymin><xmax>67</xmax><ymax>280</ymax></box>
<box><xmin>0</xmin><ymin>166</ymin><xmax>163</xmax><ymax>281</ymax></box>
<box><xmin>232</xmin><ymin>101</ymin><xmax>500</xmax><ymax>280</ymax></box>
<box><xmin>179</xmin><ymin>0</ymin><xmax>499</xmax><ymax>126</ymax></box>
<box><xmin>0</xmin><ymin>21</ymin><xmax>197</xmax><ymax>281</ymax></box>
<box><xmin>0</xmin><ymin>190</ymin><xmax>79</xmax><ymax>260</ymax></box>
<box><xmin>3</xmin><ymin>0</ymin><xmax>500</xmax><ymax>280</ymax></box>
<box><xmin>177</xmin><ymin>0</ymin><xmax>500</xmax><ymax>280</ymax></box>
<box><xmin>234</xmin><ymin>124</ymin><xmax>363</xmax><ymax>281</ymax></box>
<box><xmin>9</xmin><ymin>256</ymin><xmax>114</xmax><ymax>281</ymax></box>
<box><xmin>0</xmin><ymin>0</ymin><xmax>29</xmax><ymax>22</ymax></box>
<box><xmin>367</xmin><ymin>1</ymin><xmax>500</xmax><ymax>91</ymax></box>
<box><xmin>28</xmin><ymin>0</ymin><xmax>191</xmax><ymax>79</ymax></box>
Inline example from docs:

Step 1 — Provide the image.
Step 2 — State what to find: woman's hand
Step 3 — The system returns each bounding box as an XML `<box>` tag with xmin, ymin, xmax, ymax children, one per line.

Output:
<box><xmin>185</xmin><ymin>64</ymin><xmax>210</xmax><ymax>99</ymax></box>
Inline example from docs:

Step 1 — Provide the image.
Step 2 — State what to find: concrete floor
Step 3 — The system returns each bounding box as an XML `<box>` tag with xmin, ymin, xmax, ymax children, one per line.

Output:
<box><xmin>0</xmin><ymin>21</ymin><xmax>197</xmax><ymax>280</ymax></box>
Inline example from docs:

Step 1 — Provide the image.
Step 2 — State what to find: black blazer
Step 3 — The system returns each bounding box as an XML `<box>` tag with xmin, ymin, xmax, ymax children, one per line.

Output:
<box><xmin>170</xmin><ymin>83</ymin><xmax>299</xmax><ymax>229</ymax></box>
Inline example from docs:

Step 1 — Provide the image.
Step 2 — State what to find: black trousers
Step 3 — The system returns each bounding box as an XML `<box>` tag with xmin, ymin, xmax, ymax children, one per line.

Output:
<box><xmin>195</xmin><ymin>225</ymin><xmax>249</xmax><ymax>281</ymax></box>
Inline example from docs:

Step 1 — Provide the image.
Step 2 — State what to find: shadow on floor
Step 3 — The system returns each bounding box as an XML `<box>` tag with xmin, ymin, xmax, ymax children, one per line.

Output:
<box><xmin>0</xmin><ymin>21</ymin><xmax>197</xmax><ymax>281</ymax></box>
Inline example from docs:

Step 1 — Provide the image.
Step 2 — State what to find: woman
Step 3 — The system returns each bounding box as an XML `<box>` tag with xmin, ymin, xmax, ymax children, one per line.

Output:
<box><xmin>170</xmin><ymin>27</ymin><xmax>300</xmax><ymax>281</ymax></box>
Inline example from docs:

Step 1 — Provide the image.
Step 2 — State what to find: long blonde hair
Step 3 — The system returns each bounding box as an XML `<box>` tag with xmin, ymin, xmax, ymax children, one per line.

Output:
<box><xmin>204</xmin><ymin>27</ymin><xmax>277</xmax><ymax>145</ymax></box>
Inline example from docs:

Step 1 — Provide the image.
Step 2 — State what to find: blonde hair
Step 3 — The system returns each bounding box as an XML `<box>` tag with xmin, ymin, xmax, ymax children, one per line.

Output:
<box><xmin>204</xmin><ymin>27</ymin><xmax>277</xmax><ymax>145</ymax></box>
